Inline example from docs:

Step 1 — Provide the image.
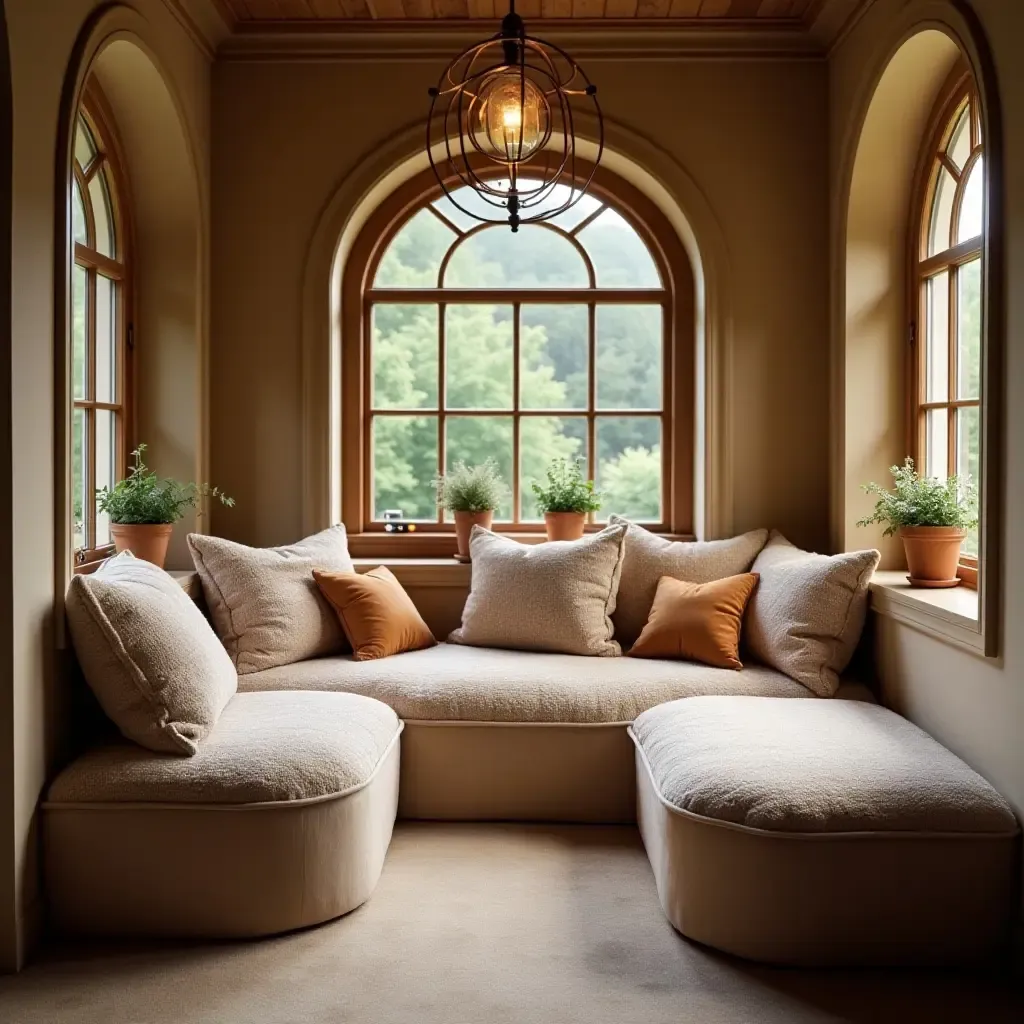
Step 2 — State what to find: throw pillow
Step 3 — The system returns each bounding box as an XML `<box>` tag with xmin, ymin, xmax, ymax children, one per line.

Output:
<box><xmin>609</xmin><ymin>516</ymin><xmax>769</xmax><ymax>648</ymax></box>
<box><xmin>628</xmin><ymin>572</ymin><xmax>759</xmax><ymax>670</ymax></box>
<box><xmin>744</xmin><ymin>531</ymin><xmax>880</xmax><ymax>697</ymax></box>
<box><xmin>312</xmin><ymin>566</ymin><xmax>436</xmax><ymax>661</ymax></box>
<box><xmin>449</xmin><ymin>524</ymin><xmax>627</xmax><ymax>657</ymax></box>
<box><xmin>188</xmin><ymin>525</ymin><xmax>353</xmax><ymax>674</ymax></box>
<box><xmin>65</xmin><ymin>552</ymin><xmax>237</xmax><ymax>755</ymax></box>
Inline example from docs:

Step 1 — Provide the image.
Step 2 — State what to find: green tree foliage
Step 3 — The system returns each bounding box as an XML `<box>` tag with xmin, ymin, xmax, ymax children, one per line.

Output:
<box><xmin>371</xmin><ymin>204</ymin><xmax>663</xmax><ymax>522</ymax></box>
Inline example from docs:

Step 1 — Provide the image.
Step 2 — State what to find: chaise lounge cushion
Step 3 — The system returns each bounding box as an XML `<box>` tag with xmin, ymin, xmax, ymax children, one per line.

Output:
<box><xmin>237</xmin><ymin>642</ymin><xmax>815</xmax><ymax>724</ymax></box>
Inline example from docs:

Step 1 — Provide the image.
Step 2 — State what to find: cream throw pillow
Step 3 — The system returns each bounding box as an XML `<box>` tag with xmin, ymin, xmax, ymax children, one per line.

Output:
<box><xmin>609</xmin><ymin>516</ymin><xmax>769</xmax><ymax>648</ymax></box>
<box><xmin>188</xmin><ymin>525</ymin><xmax>353</xmax><ymax>674</ymax></box>
<box><xmin>449</xmin><ymin>524</ymin><xmax>627</xmax><ymax>657</ymax></box>
<box><xmin>744</xmin><ymin>531</ymin><xmax>880</xmax><ymax>697</ymax></box>
<box><xmin>65</xmin><ymin>552</ymin><xmax>237</xmax><ymax>755</ymax></box>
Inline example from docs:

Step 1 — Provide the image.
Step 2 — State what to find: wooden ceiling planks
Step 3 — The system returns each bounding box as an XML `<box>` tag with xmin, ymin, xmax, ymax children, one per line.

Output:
<box><xmin>222</xmin><ymin>0</ymin><xmax>818</xmax><ymax>19</ymax></box>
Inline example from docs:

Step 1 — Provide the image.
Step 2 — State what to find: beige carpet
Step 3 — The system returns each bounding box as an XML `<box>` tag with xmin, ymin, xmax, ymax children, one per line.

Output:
<box><xmin>0</xmin><ymin>824</ymin><xmax>1020</xmax><ymax>1023</ymax></box>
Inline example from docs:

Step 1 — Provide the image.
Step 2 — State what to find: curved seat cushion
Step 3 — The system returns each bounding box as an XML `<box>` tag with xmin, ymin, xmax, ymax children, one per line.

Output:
<box><xmin>237</xmin><ymin>643</ymin><xmax>815</xmax><ymax>724</ymax></box>
<box><xmin>43</xmin><ymin>691</ymin><xmax>402</xmax><ymax>939</ymax></box>
<box><xmin>630</xmin><ymin>696</ymin><xmax>1018</xmax><ymax>966</ymax></box>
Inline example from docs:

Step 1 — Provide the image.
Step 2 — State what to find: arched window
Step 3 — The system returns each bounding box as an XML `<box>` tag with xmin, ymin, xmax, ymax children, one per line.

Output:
<box><xmin>341</xmin><ymin>167</ymin><xmax>694</xmax><ymax>556</ymax></box>
<box><xmin>70</xmin><ymin>91</ymin><xmax>131</xmax><ymax>565</ymax></box>
<box><xmin>913</xmin><ymin>70</ymin><xmax>984</xmax><ymax>571</ymax></box>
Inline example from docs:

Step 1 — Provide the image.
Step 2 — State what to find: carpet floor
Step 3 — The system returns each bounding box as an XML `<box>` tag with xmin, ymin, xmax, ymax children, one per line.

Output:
<box><xmin>0</xmin><ymin>823</ymin><xmax>1020</xmax><ymax>1024</ymax></box>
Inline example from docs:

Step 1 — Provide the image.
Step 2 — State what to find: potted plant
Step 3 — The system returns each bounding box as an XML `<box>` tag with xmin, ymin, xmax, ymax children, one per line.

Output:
<box><xmin>858</xmin><ymin>457</ymin><xmax>978</xmax><ymax>587</ymax></box>
<box><xmin>531</xmin><ymin>456</ymin><xmax>602</xmax><ymax>542</ymax></box>
<box><xmin>97</xmin><ymin>444</ymin><xmax>235</xmax><ymax>568</ymax></box>
<box><xmin>434</xmin><ymin>458</ymin><xmax>508</xmax><ymax>561</ymax></box>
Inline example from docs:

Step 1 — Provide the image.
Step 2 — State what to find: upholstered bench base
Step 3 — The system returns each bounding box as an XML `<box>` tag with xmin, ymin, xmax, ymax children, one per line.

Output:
<box><xmin>43</xmin><ymin>692</ymin><xmax>402</xmax><ymax>938</ymax></box>
<box><xmin>631</xmin><ymin>696</ymin><xmax>1019</xmax><ymax>967</ymax></box>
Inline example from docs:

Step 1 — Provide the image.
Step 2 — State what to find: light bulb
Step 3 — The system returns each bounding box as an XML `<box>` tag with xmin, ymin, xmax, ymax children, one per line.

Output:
<box><xmin>475</xmin><ymin>72</ymin><xmax>548</xmax><ymax>162</ymax></box>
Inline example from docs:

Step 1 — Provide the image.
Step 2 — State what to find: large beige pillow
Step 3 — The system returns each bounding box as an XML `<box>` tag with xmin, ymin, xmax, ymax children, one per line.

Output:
<box><xmin>188</xmin><ymin>525</ymin><xmax>353</xmax><ymax>674</ymax></box>
<box><xmin>65</xmin><ymin>552</ymin><xmax>237</xmax><ymax>756</ymax></box>
<box><xmin>449</xmin><ymin>524</ymin><xmax>627</xmax><ymax>657</ymax></box>
<box><xmin>609</xmin><ymin>516</ymin><xmax>769</xmax><ymax>648</ymax></box>
<box><xmin>744</xmin><ymin>531</ymin><xmax>880</xmax><ymax>698</ymax></box>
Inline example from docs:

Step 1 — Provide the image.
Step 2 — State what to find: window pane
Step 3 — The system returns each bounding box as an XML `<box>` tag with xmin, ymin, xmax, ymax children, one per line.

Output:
<box><xmin>95</xmin><ymin>274</ymin><xmax>116</xmax><ymax>404</ymax></box>
<box><xmin>928</xmin><ymin>164</ymin><xmax>956</xmax><ymax>256</ymax></box>
<box><xmin>957</xmin><ymin>157</ymin><xmax>984</xmax><ymax>243</ymax></box>
<box><xmin>72</xmin><ymin>264</ymin><xmax>87</xmax><ymax>400</ymax></box>
<box><xmin>72</xmin><ymin>407</ymin><xmax>86</xmax><ymax>551</ymax></box>
<box><xmin>577</xmin><ymin>209</ymin><xmax>661</xmax><ymax>288</ymax></box>
<box><xmin>925</xmin><ymin>408</ymin><xmax>948</xmax><ymax>480</ymax></box>
<box><xmin>924</xmin><ymin>271</ymin><xmax>949</xmax><ymax>402</ymax></box>
<box><xmin>520</xmin><ymin>305</ymin><xmax>588</xmax><ymax>410</ymax></box>
<box><xmin>958</xmin><ymin>258</ymin><xmax>982</xmax><ymax>400</ymax></box>
<box><xmin>438</xmin><ymin>179</ymin><xmax>602</xmax><ymax>233</ymax></box>
<box><xmin>520</xmin><ymin>417</ymin><xmax>587</xmax><ymax>521</ymax></box>
<box><xmin>95</xmin><ymin>410</ymin><xmax>117</xmax><ymax>548</ymax></box>
<box><xmin>446</xmin><ymin>416</ymin><xmax>513</xmax><ymax>521</ymax></box>
<box><xmin>444</xmin><ymin>225</ymin><xmax>589</xmax><ymax>289</ymax></box>
<box><xmin>596</xmin><ymin>417</ymin><xmax>662</xmax><ymax>523</ymax></box>
<box><xmin>957</xmin><ymin>405</ymin><xmax>980</xmax><ymax>557</ymax></box>
<box><xmin>72</xmin><ymin>179</ymin><xmax>87</xmax><ymax>246</ymax></box>
<box><xmin>446</xmin><ymin>305</ymin><xmax>513</xmax><ymax>410</ymax></box>
<box><xmin>74</xmin><ymin>117</ymin><xmax>95</xmax><ymax>170</ymax></box>
<box><xmin>371</xmin><ymin>305</ymin><xmax>438</xmax><ymax>410</ymax></box>
<box><xmin>948</xmin><ymin>104</ymin><xmax>971</xmax><ymax>173</ymax></box>
<box><xmin>89</xmin><ymin>171</ymin><xmax>114</xmax><ymax>258</ymax></box>
<box><xmin>596</xmin><ymin>305</ymin><xmax>662</xmax><ymax>410</ymax></box>
<box><xmin>372</xmin><ymin>415</ymin><xmax>438</xmax><ymax>520</ymax></box>
<box><xmin>374</xmin><ymin>208</ymin><xmax>455</xmax><ymax>288</ymax></box>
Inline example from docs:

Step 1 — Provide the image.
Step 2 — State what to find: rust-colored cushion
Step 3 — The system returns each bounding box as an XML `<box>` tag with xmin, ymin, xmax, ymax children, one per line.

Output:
<box><xmin>312</xmin><ymin>567</ymin><xmax>436</xmax><ymax>662</ymax></box>
<box><xmin>628</xmin><ymin>573</ymin><xmax>759</xmax><ymax>670</ymax></box>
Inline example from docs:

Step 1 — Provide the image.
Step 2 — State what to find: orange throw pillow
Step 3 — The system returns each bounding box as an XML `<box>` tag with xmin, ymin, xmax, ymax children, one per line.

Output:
<box><xmin>627</xmin><ymin>572</ymin><xmax>759</xmax><ymax>670</ymax></box>
<box><xmin>312</xmin><ymin>566</ymin><xmax>436</xmax><ymax>662</ymax></box>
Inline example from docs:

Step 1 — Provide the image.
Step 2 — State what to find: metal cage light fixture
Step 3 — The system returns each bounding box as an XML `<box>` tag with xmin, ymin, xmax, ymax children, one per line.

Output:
<box><xmin>427</xmin><ymin>0</ymin><xmax>604</xmax><ymax>232</ymax></box>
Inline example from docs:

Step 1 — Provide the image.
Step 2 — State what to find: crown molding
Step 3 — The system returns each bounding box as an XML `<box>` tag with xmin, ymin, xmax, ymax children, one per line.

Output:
<box><xmin>217</xmin><ymin>20</ymin><xmax>823</xmax><ymax>62</ymax></box>
<box><xmin>805</xmin><ymin>0</ymin><xmax>875</xmax><ymax>53</ymax></box>
<box><xmin>160</xmin><ymin>0</ymin><xmax>231</xmax><ymax>58</ymax></box>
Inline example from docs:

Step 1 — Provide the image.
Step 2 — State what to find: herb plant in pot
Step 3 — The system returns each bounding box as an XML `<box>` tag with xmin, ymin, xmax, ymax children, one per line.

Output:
<box><xmin>97</xmin><ymin>444</ymin><xmax>235</xmax><ymax>569</ymax></box>
<box><xmin>858</xmin><ymin>457</ymin><xmax>978</xmax><ymax>587</ymax></box>
<box><xmin>434</xmin><ymin>459</ymin><xmax>508</xmax><ymax>562</ymax></box>
<box><xmin>532</xmin><ymin>457</ymin><xmax>602</xmax><ymax>542</ymax></box>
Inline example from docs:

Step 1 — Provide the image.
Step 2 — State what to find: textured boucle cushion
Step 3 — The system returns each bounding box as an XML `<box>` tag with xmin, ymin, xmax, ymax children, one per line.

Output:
<box><xmin>47</xmin><ymin>691</ymin><xmax>401</xmax><ymax>805</ymax></box>
<box><xmin>610</xmin><ymin>517</ymin><xmax>768</xmax><ymax>648</ymax></box>
<box><xmin>65</xmin><ymin>552</ymin><xmax>237</xmax><ymax>756</ymax></box>
<box><xmin>744</xmin><ymin>532</ymin><xmax>880</xmax><ymax>697</ymax></box>
<box><xmin>449</xmin><ymin>525</ymin><xmax>627</xmax><ymax>657</ymax></box>
<box><xmin>188</xmin><ymin>526</ymin><xmax>353</xmax><ymax>674</ymax></box>
<box><xmin>238</xmin><ymin>642</ymin><xmax>816</xmax><ymax>723</ymax></box>
<box><xmin>631</xmin><ymin>696</ymin><xmax>1018</xmax><ymax>834</ymax></box>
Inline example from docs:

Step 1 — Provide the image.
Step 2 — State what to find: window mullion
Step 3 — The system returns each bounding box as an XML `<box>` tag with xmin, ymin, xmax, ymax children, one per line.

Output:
<box><xmin>512</xmin><ymin>303</ymin><xmax>521</xmax><ymax>523</ymax></box>
<box><xmin>948</xmin><ymin>263</ymin><xmax>959</xmax><ymax>478</ymax></box>
<box><xmin>587</xmin><ymin>302</ymin><xmax>597</xmax><ymax>526</ymax></box>
<box><xmin>437</xmin><ymin>302</ymin><xmax>445</xmax><ymax>525</ymax></box>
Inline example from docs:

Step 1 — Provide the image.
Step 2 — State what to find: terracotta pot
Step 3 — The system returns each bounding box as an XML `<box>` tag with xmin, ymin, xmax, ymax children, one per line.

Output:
<box><xmin>544</xmin><ymin>511</ymin><xmax>586</xmax><ymax>542</ymax></box>
<box><xmin>453</xmin><ymin>510</ymin><xmax>493</xmax><ymax>560</ymax></box>
<box><xmin>110</xmin><ymin>523</ymin><xmax>174</xmax><ymax>568</ymax></box>
<box><xmin>900</xmin><ymin>526</ymin><xmax>966</xmax><ymax>585</ymax></box>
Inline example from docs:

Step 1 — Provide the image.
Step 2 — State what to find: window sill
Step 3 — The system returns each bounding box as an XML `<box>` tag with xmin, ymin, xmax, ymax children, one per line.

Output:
<box><xmin>352</xmin><ymin>558</ymin><xmax>471</xmax><ymax>588</ymax></box>
<box><xmin>869</xmin><ymin>570</ymin><xmax>984</xmax><ymax>656</ymax></box>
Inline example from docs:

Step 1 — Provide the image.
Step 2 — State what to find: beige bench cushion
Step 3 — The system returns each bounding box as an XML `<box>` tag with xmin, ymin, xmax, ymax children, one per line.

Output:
<box><xmin>238</xmin><ymin>643</ymin><xmax>815</xmax><ymax>724</ymax></box>
<box><xmin>632</xmin><ymin>696</ymin><xmax>1017</xmax><ymax>834</ymax></box>
<box><xmin>47</xmin><ymin>691</ymin><xmax>401</xmax><ymax>805</ymax></box>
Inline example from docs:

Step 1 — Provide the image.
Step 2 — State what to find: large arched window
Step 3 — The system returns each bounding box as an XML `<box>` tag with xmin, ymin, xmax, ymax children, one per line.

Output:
<box><xmin>70</xmin><ymin>90</ymin><xmax>131</xmax><ymax>565</ymax></box>
<box><xmin>912</xmin><ymin>69</ymin><xmax>984</xmax><ymax>572</ymax></box>
<box><xmin>341</xmin><ymin>168</ymin><xmax>693</xmax><ymax>556</ymax></box>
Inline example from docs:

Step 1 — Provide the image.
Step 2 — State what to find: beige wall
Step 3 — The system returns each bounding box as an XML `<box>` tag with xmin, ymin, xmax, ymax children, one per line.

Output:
<box><xmin>830</xmin><ymin>0</ymin><xmax>1024</xmax><ymax>919</ymax></box>
<box><xmin>209</xmin><ymin>54</ymin><xmax>831</xmax><ymax>551</ymax></box>
<box><xmin>0</xmin><ymin>0</ymin><xmax>213</xmax><ymax>971</ymax></box>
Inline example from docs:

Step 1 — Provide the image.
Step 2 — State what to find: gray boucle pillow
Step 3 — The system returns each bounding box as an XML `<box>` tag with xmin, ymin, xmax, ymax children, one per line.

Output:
<box><xmin>449</xmin><ymin>524</ymin><xmax>627</xmax><ymax>657</ymax></box>
<box><xmin>188</xmin><ymin>525</ymin><xmax>353</xmax><ymax>675</ymax></box>
<box><xmin>65</xmin><ymin>552</ymin><xmax>237</xmax><ymax>755</ymax></box>
<box><xmin>744</xmin><ymin>531</ymin><xmax>880</xmax><ymax>698</ymax></box>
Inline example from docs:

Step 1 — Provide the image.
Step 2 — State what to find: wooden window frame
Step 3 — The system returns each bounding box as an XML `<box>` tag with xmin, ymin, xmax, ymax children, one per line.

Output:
<box><xmin>340</xmin><ymin>164</ymin><xmax>695</xmax><ymax>559</ymax></box>
<box><xmin>71</xmin><ymin>83</ymin><xmax>134</xmax><ymax>569</ymax></box>
<box><xmin>909</xmin><ymin>68</ymin><xmax>983</xmax><ymax>589</ymax></box>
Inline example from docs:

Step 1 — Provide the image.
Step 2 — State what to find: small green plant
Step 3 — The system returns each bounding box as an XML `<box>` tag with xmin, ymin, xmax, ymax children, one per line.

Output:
<box><xmin>433</xmin><ymin>459</ymin><xmax>508</xmax><ymax>513</ymax></box>
<box><xmin>531</xmin><ymin>456</ymin><xmax>602</xmax><ymax>515</ymax></box>
<box><xmin>857</xmin><ymin>457</ymin><xmax>978</xmax><ymax>536</ymax></box>
<box><xmin>97</xmin><ymin>444</ymin><xmax>235</xmax><ymax>525</ymax></box>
